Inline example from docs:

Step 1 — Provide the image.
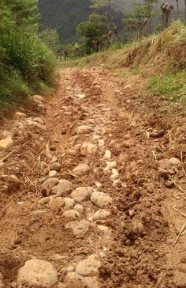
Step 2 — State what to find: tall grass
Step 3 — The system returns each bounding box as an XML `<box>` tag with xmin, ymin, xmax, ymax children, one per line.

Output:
<box><xmin>0</xmin><ymin>0</ymin><xmax>56</xmax><ymax>116</ymax></box>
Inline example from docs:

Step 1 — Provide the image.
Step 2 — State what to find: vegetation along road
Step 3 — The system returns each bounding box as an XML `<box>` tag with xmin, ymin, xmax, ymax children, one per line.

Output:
<box><xmin>0</xmin><ymin>0</ymin><xmax>185</xmax><ymax>287</ymax></box>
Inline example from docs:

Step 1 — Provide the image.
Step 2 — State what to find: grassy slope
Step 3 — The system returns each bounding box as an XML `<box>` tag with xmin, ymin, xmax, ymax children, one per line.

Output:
<box><xmin>64</xmin><ymin>21</ymin><xmax>186</xmax><ymax>105</ymax></box>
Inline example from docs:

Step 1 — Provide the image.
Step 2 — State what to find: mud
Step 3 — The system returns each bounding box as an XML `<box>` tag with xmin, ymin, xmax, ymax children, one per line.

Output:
<box><xmin>0</xmin><ymin>67</ymin><xmax>185</xmax><ymax>288</ymax></box>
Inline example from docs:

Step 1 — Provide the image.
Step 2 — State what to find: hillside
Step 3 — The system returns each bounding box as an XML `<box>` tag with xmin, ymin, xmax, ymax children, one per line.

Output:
<box><xmin>38</xmin><ymin>0</ymin><xmax>185</xmax><ymax>45</ymax></box>
<box><xmin>38</xmin><ymin>0</ymin><xmax>126</xmax><ymax>44</ymax></box>
<box><xmin>0</xmin><ymin>20</ymin><xmax>186</xmax><ymax>288</ymax></box>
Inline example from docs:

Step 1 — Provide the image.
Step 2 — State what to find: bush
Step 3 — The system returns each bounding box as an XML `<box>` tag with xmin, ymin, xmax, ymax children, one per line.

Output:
<box><xmin>0</xmin><ymin>0</ymin><xmax>56</xmax><ymax>116</ymax></box>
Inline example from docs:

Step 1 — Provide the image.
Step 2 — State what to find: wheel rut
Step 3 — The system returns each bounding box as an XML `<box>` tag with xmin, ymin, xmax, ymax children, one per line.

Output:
<box><xmin>0</xmin><ymin>67</ymin><xmax>185</xmax><ymax>288</ymax></box>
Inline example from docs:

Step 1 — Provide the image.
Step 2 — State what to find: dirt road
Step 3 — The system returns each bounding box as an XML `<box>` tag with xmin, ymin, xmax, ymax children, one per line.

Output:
<box><xmin>0</xmin><ymin>68</ymin><xmax>185</xmax><ymax>288</ymax></box>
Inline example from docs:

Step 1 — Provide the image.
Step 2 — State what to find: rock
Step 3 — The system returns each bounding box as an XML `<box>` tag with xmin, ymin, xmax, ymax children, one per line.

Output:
<box><xmin>26</xmin><ymin>119</ymin><xmax>46</xmax><ymax>130</ymax></box>
<box><xmin>15</xmin><ymin>112</ymin><xmax>27</xmax><ymax>119</ymax></box>
<box><xmin>92</xmin><ymin>209</ymin><xmax>110</xmax><ymax>221</ymax></box>
<box><xmin>50</xmin><ymin>162</ymin><xmax>62</xmax><ymax>172</ymax></box>
<box><xmin>63</xmin><ymin>210</ymin><xmax>80</xmax><ymax>221</ymax></box>
<box><xmin>91</xmin><ymin>191</ymin><xmax>112</xmax><ymax>208</ymax></box>
<box><xmin>49</xmin><ymin>198</ymin><xmax>64</xmax><ymax>213</ymax></box>
<box><xmin>41</xmin><ymin>178</ymin><xmax>59</xmax><ymax>196</ymax></box>
<box><xmin>0</xmin><ymin>174</ymin><xmax>20</xmax><ymax>193</ymax></box>
<box><xmin>149</xmin><ymin>130</ymin><xmax>164</xmax><ymax>138</ymax></box>
<box><xmin>165</xmin><ymin>180</ymin><xmax>175</xmax><ymax>188</ymax></box>
<box><xmin>71</xmin><ymin>187</ymin><xmax>93</xmax><ymax>202</ymax></box>
<box><xmin>49</xmin><ymin>170</ymin><xmax>58</xmax><ymax>177</ymax></box>
<box><xmin>51</xmin><ymin>180</ymin><xmax>73</xmax><ymax>197</ymax></box>
<box><xmin>103</xmin><ymin>150</ymin><xmax>111</xmax><ymax>159</ymax></box>
<box><xmin>0</xmin><ymin>137</ymin><xmax>13</xmax><ymax>150</ymax></box>
<box><xmin>17</xmin><ymin>259</ymin><xmax>57</xmax><ymax>288</ymax></box>
<box><xmin>169</xmin><ymin>157</ymin><xmax>182</xmax><ymax>169</ymax></box>
<box><xmin>74</xmin><ymin>204</ymin><xmax>84</xmax><ymax>214</ymax></box>
<box><xmin>64</xmin><ymin>272</ymin><xmax>86</xmax><ymax>288</ymax></box>
<box><xmin>38</xmin><ymin>197</ymin><xmax>50</xmax><ymax>206</ymax></box>
<box><xmin>64</xmin><ymin>198</ymin><xmax>75</xmax><ymax>209</ymax></box>
<box><xmin>80</xmin><ymin>142</ymin><xmax>97</xmax><ymax>156</ymax></box>
<box><xmin>111</xmin><ymin>169</ymin><xmax>119</xmax><ymax>179</ymax></box>
<box><xmin>32</xmin><ymin>117</ymin><xmax>45</xmax><ymax>125</ymax></box>
<box><xmin>31</xmin><ymin>95</ymin><xmax>45</xmax><ymax>103</ymax></box>
<box><xmin>159</xmin><ymin>158</ymin><xmax>182</xmax><ymax>174</ymax></box>
<box><xmin>66</xmin><ymin>220</ymin><xmax>89</xmax><ymax>236</ymax></box>
<box><xmin>76</xmin><ymin>125</ymin><xmax>93</xmax><ymax>134</ymax></box>
<box><xmin>173</xmin><ymin>271</ymin><xmax>186</xmax><ymax>288</ymax></box>
<box><xmin>73</xmin><ymin>164</ymin><xmax>90</xmax><ymax>177</ymax></box>
<box><xmin>76</xmin><ymin>254</ymin><xmax>101</xmax><ymax>277</ymax></box>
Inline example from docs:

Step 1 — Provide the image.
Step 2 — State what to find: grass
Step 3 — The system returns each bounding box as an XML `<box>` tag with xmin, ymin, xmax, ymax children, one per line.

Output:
<box><xmin>62</xmin><ymin>21</ymin><xmax>186</xmax><ymax>106</ymax></box>
<box><xmin>148</xmin><ymin>71</ymin><xmax>186</xmax><ymax>103</ymax></box>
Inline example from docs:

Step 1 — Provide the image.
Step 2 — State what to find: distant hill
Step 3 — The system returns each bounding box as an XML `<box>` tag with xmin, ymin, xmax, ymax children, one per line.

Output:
<box><xmin>38</xmin><ymin>0</ymin><xmax>125</xmax><ymax>44</ymax></box>
<box><xmin>38</xmin><ymin>0</ymin><xmax>185</xmax><ymax>44</ymax></box>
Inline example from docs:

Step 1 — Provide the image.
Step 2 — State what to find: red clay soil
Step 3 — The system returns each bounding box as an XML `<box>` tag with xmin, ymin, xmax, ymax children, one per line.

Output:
<box><xmin>0</xmin><ymin>67</ymin><xmax>185</xmax><ymax>288</ymax></box>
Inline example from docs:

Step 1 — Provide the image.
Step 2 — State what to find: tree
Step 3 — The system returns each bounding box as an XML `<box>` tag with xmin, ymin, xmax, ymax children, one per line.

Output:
<box><xmin>90</xmin><ymin>0</ymin><xmax>112</xmax><ymax>29</ymax></box>
<box><xmin>175</xmin><ymin>0</ymin><xmax>179</xmax><ymax>19</ymax></box>
<box><xmin>123</xmin><ymin>0</ymin><xmax>159</xmax><ymax>39</ymax></box>
<box><xmin>40</xmin><ymin>29</ymin><xmax>60</xmax><ymax>54</ymax></box>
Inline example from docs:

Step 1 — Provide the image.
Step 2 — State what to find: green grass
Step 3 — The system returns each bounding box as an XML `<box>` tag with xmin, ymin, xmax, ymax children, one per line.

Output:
<box><xmin>148</xmin><ymin>71</ymin><xmax>186</xmax><ymax>103</ymax></box>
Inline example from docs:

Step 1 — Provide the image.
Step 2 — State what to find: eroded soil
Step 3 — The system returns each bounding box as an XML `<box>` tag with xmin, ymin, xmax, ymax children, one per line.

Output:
<box><xmin>0</xmin><ymin>67</ymin><xmax>185</xmax><ymax>288</ymax></box>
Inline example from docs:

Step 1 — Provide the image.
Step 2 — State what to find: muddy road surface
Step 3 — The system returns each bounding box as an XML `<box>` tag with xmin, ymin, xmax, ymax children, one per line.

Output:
<box><xmin>0</xmin><ymin>68</ymin><xmax>185</xmax><ymax>288</ymax></box>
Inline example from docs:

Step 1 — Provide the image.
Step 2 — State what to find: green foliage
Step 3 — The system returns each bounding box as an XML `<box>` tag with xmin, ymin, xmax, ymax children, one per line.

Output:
<box><xmin>148</xmin><ymin>71</ymin><xmax>186</xmax><ymax>102</ymax></box>
<box><xmin>40</xmin><ymin>29</ymin><xmax>61</xmax><ymax>54</ymax></box>
<box><xmin>0</xmin><ymin>0</ymin><xmax>56</xmax><ymax>115</ymax></box>
<box><xmin>77</xmin><ymin>21</ymin><xmax>107</xmax><ymax>38</ymax></box>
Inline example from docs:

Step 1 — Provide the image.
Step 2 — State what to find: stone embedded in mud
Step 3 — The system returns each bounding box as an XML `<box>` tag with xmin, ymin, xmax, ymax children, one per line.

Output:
<box><xmin>49</xmin><ymin>197</ymin><xmax>64</xmax><ymax>213</ymax></box>
<box><xmin>76</xmin><ymin>125</ymin><xmax>93</xmax><ymax>134</ymax></box>
<box><xmin>0</xmin><ymin>136</ymin><xmax>13</xmax><ymax>150</ymax></box>
<box><xmin>64</xmin><ymin>272</ymin><xmax>86</xmax><ymax>288</ymax></box>
<box><xmin>26</xmin><ymin>119</ymin><xmax>46</xmax><ymax>130</ymax></box>
<box><xmin>17</xmin><ymin>259</ymin><xmax>58</xmax><ymax>288</ymax></box>
<box><xmin>159</xmin><ymin>158</ymin><xmax>182</xmax><ymax>175</ymax></box>
<box><xmin>31</xmin><ymin>95</ymin><xmax>45</xmax><ymax>103</ymax></box>
<box><xmin>41</xmin><ymin>178</ymin><xmax>59</xmax><ymax>196</ymax></box>
<box><xmin>51</xmin><ymin>180</ymin><xmax>73</xmax><ymax>197</ymax></box>
<box><xmin>38</xmin><ymin>197</ymin><xmax>50</xmax><ymax>206</ymax></box>
<box><xmin>63</xmin><ymin>209</ymin><xmax>80</xmax><ymax>221</ymax></box>
<box><xmin>91</xmin><ymin>191</ymin><xmax>112</xmax><ymax>208</ymax></box>
<box><xmin>71</xmin><ymin>187</ymin><xmax>93</xmax><ymax>202</ymax></box>
<box><xmin>73</xmin><ymin>164</ymin><xmax>90</xmax><ymax>177</ymax></box>
<box><xmin>169</xmin><ymin>157</ymin><xmax>182</xmax><ymax>168</ymax></box>
<box><xmin>75</xmin><ymin>254</ymin><xmax>101</xmax><ymax>277</ymax></box>
<box><xmin>149</xmin><ymin>129</ymin><xmax>164</xmax><ymax>138</ymax></box>
<box><xmin>66</xmin><ymin>220</ymin><xmax>89</xmax><ymax>236</ymax></box>
<box><xmin>80</xmin><ymin>142</ymin><xmax>97</xmax><ymax>156</ymax></box>
<box><xmin>165</xmin><ymin>180</ymin><xmax>175</xmax><ymax>188</ymax></box>
<box><xmin>49</xmin><ymin>170</ymin><xmax>58</xmax><ymax>177</ymax></box>
<box><xmin>173</xmin><ymin>270</ymin><xmax>186</xmax><ymax>288</ymax></box>
<box><xmin>104</xmin><ymin>150</ymin><xmax>111</xmax><ymax>159</ymax></box>
<box><xmin>50</xmin><ymin>162</ymin><xmax>62</xmax><ymax>172</ymax></box>
<box><xmin>15</xmin><ymin>111</ymin><xmax>27</xmax><ymax>119</ymax></box>
<box><xmin>74</xmin><ymin>204</ymin><xmax>84</xmax><ymax>214</ymax></box>
<box><xmin>32</xmin><ymin>117</ymin><xmax>45</xmax><ymax>125</ymax></box>
<box><xmin>92</xmin><ymin>209</ymin><xmax>111</xmax><ymax>221</ymax></box>
<box><xmin>64</xmin><ymin>198</ymin><xmax>75</xmax><ymax>209</ymax></box>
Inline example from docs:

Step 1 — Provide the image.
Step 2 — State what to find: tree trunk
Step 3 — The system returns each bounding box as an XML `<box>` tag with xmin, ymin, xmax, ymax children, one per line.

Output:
<box><xmin>176</xmin><ymin>0</ymin><xmax>179</xmax><ymax>19</ymax></box>
<box><xmin>185</xmin><ymin>0</ymin><xmax>186</xmax><ymax>24</ymax></box>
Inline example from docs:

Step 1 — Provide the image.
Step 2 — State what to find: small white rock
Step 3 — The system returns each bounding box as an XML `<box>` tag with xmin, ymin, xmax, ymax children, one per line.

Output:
<box><xmin>63</xmin><ymin>210</ymin><xmax>80</xmax><ymax>221</ymax></box>
<box><xmin>74</xmin><ymin>204</ymin><xmax>84</xmax><ymax>214</ymax></box>
<box><xmin>92</xmin><ymin>209</ymin><xmax>111</xmax><ymax>221</ymax></box>
<box><xmin>17</xmin><ymin>259</ymin><xmax>57</xmax><ymax>288</ymax></box>
<box><xmin>73</xmin><ymin>164</ymin><xmax>90</xmax><ymax>177</ymax></box>
<box><xmin>64</xmin><ymin>198</ymin><xmax>75</xmax><ymax>209</ymax></box>
<box><xmin>75</xmin><ymin>254</ymin><xmax>101</xmax><ymax>277</ymax></box>
<box><xmin>71</xmin><ymin>187</ymin><xmax>93</xmax><ymax>202</ymax></box>
<box><xmin>51</xmin><ymin>180</ymin><xmax>73</xmax><ymax>197</ymax></box>
<box><xmin>91</xmin><ymin>191</ymin><xmax>113</xmax><ymax>208</ymax></box>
